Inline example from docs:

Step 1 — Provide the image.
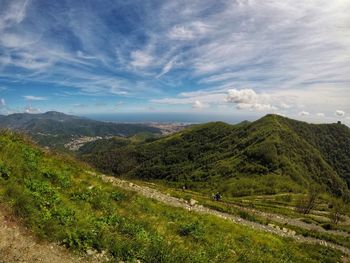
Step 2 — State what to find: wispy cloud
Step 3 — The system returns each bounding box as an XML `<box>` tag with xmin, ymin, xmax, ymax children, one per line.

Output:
<box><xmin>0</xmin><ymin>0</ymin><xmax>349</xmax><ymax>120</ymax></box>
<box><xmin>23</xmin><ymin>95</ymin><xmax>47</xmax><ymax>101</ymax></box>
<box><xmin>130</xmin><ymin>50</ymin><xmax>154</xmax><ymax>69</ymax></box>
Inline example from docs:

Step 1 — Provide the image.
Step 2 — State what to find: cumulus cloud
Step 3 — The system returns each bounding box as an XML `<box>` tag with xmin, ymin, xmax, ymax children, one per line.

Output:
<box><xmin>335</xmin><ymin>110</ymin><xmax>345</xmax><ymax>117</ymax></box>
<box><xmin>226</xmin><ymin>89</ymin><xmax>276</xmax><ymax>112</ymax></box>
<box><xmin>23</xmin><ymin>95</ymin><xmax>47</xmax><ymax>101</ymax></box>
<box><xmin>24</xmin><ymin>105</ymin><xmax>40</xmax><ymax>114</ymax></box>
<box><xmin>316</xmin><ymin>113</ymin><xmax>325</xmax><ymax>117</ymax></box>
<box><xmin>227</xmin><ymin>89</ymin><xmax>259</xmax><ymax>104</ymax></box>
<box><xmin>299</xmin><ymin>111</ymin><xmax>310</xmax><ymax>116</ymax></box>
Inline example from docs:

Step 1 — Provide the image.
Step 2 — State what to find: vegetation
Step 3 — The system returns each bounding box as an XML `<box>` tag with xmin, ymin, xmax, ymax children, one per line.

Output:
<box><xmin>295</xmin><ymin>185</ymin><xmax>320</xmax><ymax>214</ymax></box>
<box><xmin>79</xmin><ymin>114</ymin><xmax>350</xmax><ymax>200</ymax></box>
<box><xmin>329</xmin><ymin>198</ymin><xmax>347</xmax><ymax>224</ymax></box>
<box><xmin>0</xmin><ymin>130</ymin><xmax>346</xmax><ymax>262</ymax></box>
<box><xmin>0</xmin><ymin>111</ymin><xmax>161</xmax><ymax>149</ymax></box>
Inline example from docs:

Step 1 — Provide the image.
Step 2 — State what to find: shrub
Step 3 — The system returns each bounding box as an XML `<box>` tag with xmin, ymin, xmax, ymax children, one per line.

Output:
<box><xmin>178</xmin><ymin>221</ymin><xmax>205</xmax><ymax>241</ymax></box>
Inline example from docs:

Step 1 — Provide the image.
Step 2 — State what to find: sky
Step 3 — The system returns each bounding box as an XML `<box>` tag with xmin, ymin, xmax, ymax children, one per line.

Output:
<box><xmin>0</xmin><ymin>0</ymin><xmax>349</xmax><ymax>124</ymax></box>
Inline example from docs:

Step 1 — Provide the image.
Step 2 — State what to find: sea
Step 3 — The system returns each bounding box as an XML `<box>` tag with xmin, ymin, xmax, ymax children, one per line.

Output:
<box><xmin>83</xmin><ymin>112</ymin><xmax>256</xmax><ymax>124</ymax></box>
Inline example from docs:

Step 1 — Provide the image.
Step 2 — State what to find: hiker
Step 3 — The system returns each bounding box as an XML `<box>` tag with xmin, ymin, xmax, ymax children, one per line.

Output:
<box><xmin>213</xmin><ymin>192</ymin><xmax>221</xmax><ymax>201</ymax></box>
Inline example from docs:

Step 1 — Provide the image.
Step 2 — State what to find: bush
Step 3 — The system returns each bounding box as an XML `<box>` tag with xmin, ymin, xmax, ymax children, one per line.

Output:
<box><xmin>178</xmin><ymin>221</ymin><xmax>205</xmax><ymax>241</ymax></box>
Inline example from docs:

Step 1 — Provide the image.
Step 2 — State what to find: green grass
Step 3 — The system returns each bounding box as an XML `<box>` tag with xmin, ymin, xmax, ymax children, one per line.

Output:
<box><xmin>0</xmin><ymin>130</ymin><xmax>346</xmax><ymax>262</ymax></box>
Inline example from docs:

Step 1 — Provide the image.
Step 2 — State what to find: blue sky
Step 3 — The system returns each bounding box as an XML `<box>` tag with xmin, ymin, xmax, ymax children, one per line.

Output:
<box><xmin>0</xmin><ymin>0</ymin><xmax>349</xmax><ymax>123</ymax></box>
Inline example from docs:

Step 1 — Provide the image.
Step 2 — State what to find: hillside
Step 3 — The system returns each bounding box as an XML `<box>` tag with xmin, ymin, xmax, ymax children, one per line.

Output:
<box><xmin>79</xmin><ymin>114</ymin><xmax>350</xmax><ymax>199</ymax></box>
<box><xmin>1</xmin><ymin>130</ymin><xmax>345</xmax><ymax>262</ymax></box>
<box><xmin>0</xmin><ymin>111</ymin><xmax>161</xmax><ymax>149</ymax></box>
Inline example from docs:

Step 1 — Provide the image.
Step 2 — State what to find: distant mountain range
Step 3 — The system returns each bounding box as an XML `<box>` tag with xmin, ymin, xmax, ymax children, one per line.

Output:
<box><xmin>79</xmin><ymin>114</ymin><xmax>350</xmax><ymax>200</ymax></box>
<box><xmin>0</xmin><ymin>111</ymin><xmax>161</xmax><ymax>149</ymax></box>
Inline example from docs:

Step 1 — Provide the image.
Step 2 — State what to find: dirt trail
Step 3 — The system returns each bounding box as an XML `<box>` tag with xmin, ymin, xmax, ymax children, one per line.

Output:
<box><xmin>98</xmin><ymin>173</ymin><xmax>350</xmax><ymax>256</ymax></box>
<box><xmin>0</xmin><ymin>206</ymin><xmax>105</xmax><ymax>263</ymax></box>
<box><xmin>0</xmin><ymin>208</ymin><xmax>80</xmax><ymax>263</ymax></box>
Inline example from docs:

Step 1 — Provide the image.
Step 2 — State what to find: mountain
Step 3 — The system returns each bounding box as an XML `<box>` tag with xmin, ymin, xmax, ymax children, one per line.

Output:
<box><xmin>0</xmin><ymin>111</ymin><xmax>161</xmax><ymax>149</ymax></box>
<box><xmin>79</xmin><ymin>114</ymin><xmax>350</xmax><ymax>199</ymax></box>
<box><xmin>1</xmin><ymin>130</ymin><xmax>340</xmax><ymax>262</ymax></box>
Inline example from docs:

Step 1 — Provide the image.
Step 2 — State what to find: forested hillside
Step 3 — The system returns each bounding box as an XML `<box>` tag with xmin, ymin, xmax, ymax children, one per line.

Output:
<box><xmin>79</xmin><ymin>115</ymin><xmax>350</xmax><ymax>199</ymax></box>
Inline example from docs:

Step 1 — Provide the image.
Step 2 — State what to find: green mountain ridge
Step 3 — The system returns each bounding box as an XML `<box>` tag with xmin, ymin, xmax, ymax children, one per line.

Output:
<box><xmin>79</xmin><ymin>114</ymin><xmax>350</xmax><ymax>199</ymax></box>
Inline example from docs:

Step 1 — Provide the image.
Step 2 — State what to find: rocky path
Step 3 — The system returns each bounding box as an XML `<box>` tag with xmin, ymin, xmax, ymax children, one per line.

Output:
<box><xmin>98</xmin><ymin>173</ymin><xmax>350</xmax><ymax>256</ymax></box>
<box><xmin>0</xmin><ymin>208</ymin><xmax>80</xmax><ymax>263</ymax></box>
<box><xmin>0</xmin><ymin>206</ymin><xmax>105</xmax><ymax>263</ymax></box>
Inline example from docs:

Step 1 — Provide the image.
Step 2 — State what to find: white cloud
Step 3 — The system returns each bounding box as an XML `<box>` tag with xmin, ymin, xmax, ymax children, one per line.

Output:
<box><xmin>227</xmin><ymin>89</ymin><xmax>259</xmax><ymax>105</ymax></box>
<box><xmin>130</xmin><ymin>50</ymin><xmax>154</xmax><ymax>68</ymax></box>
<box><xmin>316</xmin><ymin>113</ymin><xmax>325</xmax><ymax>117</ymax></box>
<box><xmin>280</xmin><ymin>103</ymin><xmax>291</xmax><ymax>109</ymax></box>
<box><xmin>0</xmin><ymin>0</ymin><xmax>350</xmax><ymax>119</ymax></box>
<box><xmin>299</xmin><ymin>111</ymin><xmax>310</xmax><ymax>116</ymax></box>
<box><xmin>73</xmin><ymin>103</ymin><xmax>88</xmax><ymax>108</ymax></box>
<box><xmin>168</xmin><ymin>25</ymin><xmax>194</xmax><ymax>40</ymax></box>
<box><xmin>23</xmin><ymin>95</ymin><xmax>47</xmax><ymax>101</ymax></box>
<box><xmin>335</xmin><ymin>110</ymin><xmax>345</xmax><ymax>117</ymax></box>
<box><xmin>157</xmin><ymin>57</ymin><xmax>177</xmax><ymax>78</ymax></box>
<box><xmin>168</xmin><ymin>21</ymin><xmax>210</xmax><ymax>41</ymax></box>
<box><xmin>192</xmin><ymin>100</ymin><xmax>209</xmax><ymax>109</ymax></box>
<box><xmin>0</xmin><ymin>98</ymin><xmax>6</xmax><ymax>107</ymax></box>
<box><xmin>24</xmin><ymin>105</ymin><xmax>40</xmax><ymax>114</ymax></box>
<box><xmin>226</xmin><ymin>89</ymin><xmax>276</xmax><ymax>112</ymax></box>
<box><xmin>0</xmin><ymin>0</ymin><xmax>29</xmax><ymax>30</ymax></box>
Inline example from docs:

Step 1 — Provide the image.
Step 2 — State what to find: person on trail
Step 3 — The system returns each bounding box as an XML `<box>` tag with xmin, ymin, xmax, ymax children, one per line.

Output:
<box><xmin>213</xmin><ymin>192</ymin><xmax>221</xmax><ymax>201</ymax></box>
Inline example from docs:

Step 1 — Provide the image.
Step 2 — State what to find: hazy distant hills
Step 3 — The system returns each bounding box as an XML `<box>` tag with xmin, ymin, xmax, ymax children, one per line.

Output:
<box><xmin>0</xmin><ymin>111</ymin><xmax>161</xmax><ymax>149</ymax></box>
<box><xmin>80</xmin><ymin>114</ymin><xmax>350</xmax><ymax>199</ymax></box>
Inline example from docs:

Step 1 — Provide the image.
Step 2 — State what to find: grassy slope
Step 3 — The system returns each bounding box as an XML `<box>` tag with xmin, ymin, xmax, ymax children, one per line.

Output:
<box><xmin>0</xmin><ymin>130</ymin><xmax>345</xmax><ymax>262</ymax></box>
<box><xmin>79</xmin><ymin>115</ymin><xmax>350</xmax><ymax>199</ymax></box>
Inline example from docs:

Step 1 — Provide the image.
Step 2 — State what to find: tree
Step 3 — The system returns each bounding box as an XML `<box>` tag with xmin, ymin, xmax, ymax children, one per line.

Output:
<box><xmin>296</xmin><ymin>185</ymin><xmax>320</xmax><ymax>214</ymax></box>
<box><xmin>329</xmin><ymin>199</ymin><xmax>346</xmax><ymax>224</ymax></box>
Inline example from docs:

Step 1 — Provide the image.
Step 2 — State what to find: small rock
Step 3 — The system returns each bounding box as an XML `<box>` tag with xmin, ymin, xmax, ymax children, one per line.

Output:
<box><xmin>189</xmin><ymin>199</ymin><xmax>198</xmax><ymax>206</ymax></box>
<box><xmin>86</xmin><ymin>249</ymin><xmax>95</xmax><ymax>256</ymax></box>
<box><xmin>282</xmin><ymin>227</ymin><xmax>288</xmax><ymax>233</ymax></box>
